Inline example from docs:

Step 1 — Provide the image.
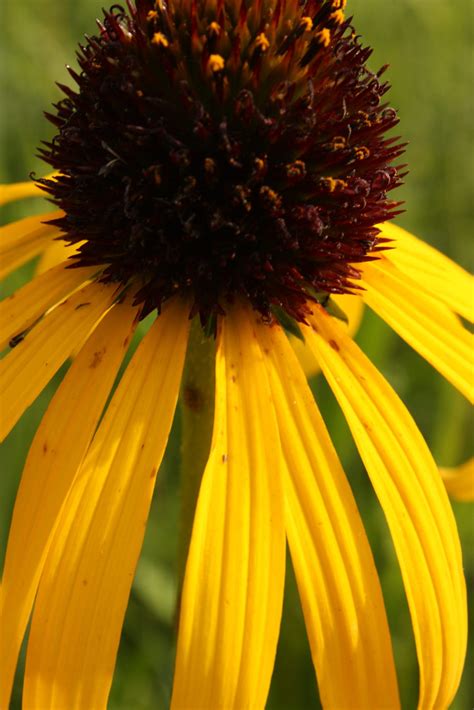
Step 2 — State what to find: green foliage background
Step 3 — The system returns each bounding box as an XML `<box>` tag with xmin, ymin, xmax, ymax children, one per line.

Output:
<box><xmin>1</xmin><ymin>1</ymin><xmax>472</xmax><ymax>708</ymax></box>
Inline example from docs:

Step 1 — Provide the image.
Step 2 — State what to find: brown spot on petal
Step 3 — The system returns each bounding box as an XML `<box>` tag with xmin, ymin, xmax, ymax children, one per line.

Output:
<box><xmin>89</xmin><ymin>347</ymin><xmax>106</xmax><ymax>368</ymax></box>
<box><xmin>328</xmin><ymin>339</ymin><xmax>340</xmax><ymax>351</ymax></box>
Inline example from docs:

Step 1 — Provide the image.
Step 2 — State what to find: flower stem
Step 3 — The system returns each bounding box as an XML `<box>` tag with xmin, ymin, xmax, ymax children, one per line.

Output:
<box><xmin>177</xmin><ymin>318</ymin><xmax>215</xmax><ymax>597</ymax></box>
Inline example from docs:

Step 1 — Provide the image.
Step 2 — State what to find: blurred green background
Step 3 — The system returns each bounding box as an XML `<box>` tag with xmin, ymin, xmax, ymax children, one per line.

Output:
<box><xmin>1</xmin><ymin>1</ymin><xmax>472</xmax><ymax>708</ymax></box>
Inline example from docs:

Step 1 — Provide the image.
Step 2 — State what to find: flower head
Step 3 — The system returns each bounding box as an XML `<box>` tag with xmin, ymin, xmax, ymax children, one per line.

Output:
<box><xmin>0</xmin><ymin>1</ymin><xmax>472</xmax><ymax>709</ymax></box>
<box><xmin>37</xmin><ymin>0</ymin><xmax>403</xmax><ymax>325</ymax></box>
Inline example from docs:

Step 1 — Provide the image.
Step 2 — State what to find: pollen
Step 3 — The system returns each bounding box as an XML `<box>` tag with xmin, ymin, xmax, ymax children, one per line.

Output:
<box><xmin>208</xmin><ymin>54</ymin><xmax>225</xmax><ymax>74</ymax></box>
<box><xmin>329</xmin><ymin>136</ymin><xmax>347</xmax><ymax>151</ymax></box>
<box><xmin>354</xmin><ymin>146</ymin><xmax>371</xmax><ymax>160</ymax></box>
<box><xmin>320</xmin><ymin>177</ymin><xmax>348</xmax><ymax>193</ymax></box>
<box><xmin>147</xmin><ymin>10</ymin><xmax>158</xmax><ymax>21</ymax></box>
<box><xmin>329</xmin><ymin>10</ymin><xmax>345</xmax><ymax>25</ymax></box>
<box><xmin>152</xmin><ymin>32</ymin><xmax>169</xmax><ymax>47</ymax></box>
<box><xmin>204</xmin><ymin>158</ymin><xmax>217</xmax><ymax>175</ymax></box>
<box><xmin>259</xmin><ymin>185</ymin><xmax>282</xmax><ymax>210</ymax></box>
<box><xmin>355</xmin><ymin>111</ymin><xmax>372</xmax><ymax>128</ymax></box>
<box><xmin>315</xmin><ymin>29</ymin><xmax>331</xmax><ymax>47</ymax></box>
<box><xmin>144</xmin><ymin>165</ymin><xmax>162</xmax><ymax>185</ymax></box>
<box><xmin>254</xmin><ymin>33</ymin><xmax>270</xmax><ymax>53</ymax></box>
<box><xmin>299</xmin><ymin>17</ymin><xmax>313</xmax><ymax>32</ymax></box>
<box><xmin>286</xmin><ymin>161</ymin><xmax>307</xmax><ymax>179</ymax></box>
<box><xmin>234</xmin><ymin>185</ymin><xmax>252</xmax><ymax>212</ymax></box>
<box><xmin>207</xmin><ymin>22</ymin><xmax>221</xmax><ymax>38</ymax></box>
<box><xmin>331</xmin><ymin>0</ymin><xmax>347</xmax><ymax>9</ymax></box>
<box><xmin>254</xmin><ymin>157</ymin><xmax>267</xmax><ymax>174</ymax></box>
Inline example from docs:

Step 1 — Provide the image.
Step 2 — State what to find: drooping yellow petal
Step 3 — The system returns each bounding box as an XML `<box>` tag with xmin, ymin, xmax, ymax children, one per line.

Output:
<box><xmin>35</xmin><ymin>240</ymin><xmax>80</xmax><ymax>275</ymax></box>
<box><xmin>256</xmin><ymin>322</ymin><xmax>399</xmax><ymax>709</ymax></box>
<box><xmin>0</xmin><ymin>261</ymin><xmax>96</xmax><ymax>351</ymax></box>
<box><xmin>0</xmin><ymin>280</ymin><xmax>117</xmax><ymax>441</ymax></box>
<box><xmin>0</xmin><ymin>211</ymin><xmax>62</xmax><ymax>279</ymax></box>
<box><xmin>0</xmin><ymin>181</ymin><xmax>43</xmax><ymax>206</ymax></box>
<box><xmin>291</xmin><ymin>293</ymin><xmax>364</xmax><ymax>377</ymax></box>
<box><xmin>380</xmin><ymin>222</ymin><xmax>474</xmax><ymax>323</ymax></box>
<box><xmin>361</xmin><ymin>258</ymin><xmax>474</xmax><ymax>403</ymax></box>
<box><xmin>172</xmin><ymin>305</ymin><xmax>285</xmax><ymax>710</ymax></box>
<box><xmin>0</xmin><ymin>175</ymin><xmax>56</xmax><ymax>207</ymax></box>
<box><xmin>0</xmin><ymin>299</ymin><xmax>139</xmax><ymax>709</ymax></box>
<box><xmin>440</xmin><ymin>459</ymin><xmax>474</xmax><ymax>502</ymax></box>
<box><xmin>23</xmin><ymin>299</ymin><xmax>189</xmax><ymax>710</ymax></box>
<box><xmin>303</xmin><ymin>307</ymin><xmax>467</xmax><ymax>710</ymax></box>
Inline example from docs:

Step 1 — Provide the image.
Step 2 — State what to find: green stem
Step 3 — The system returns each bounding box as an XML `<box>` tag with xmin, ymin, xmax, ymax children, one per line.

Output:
<box><xmin>177</xmin><ymin>318</ymin><xmax>215</xmax><ymax>595</ymax></box>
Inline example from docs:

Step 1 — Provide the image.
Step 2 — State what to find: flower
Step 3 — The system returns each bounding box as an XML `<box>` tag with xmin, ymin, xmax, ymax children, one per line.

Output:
<box><xmin>0</xmin><ymin>0</ymin><xmax>472</xmax><ymax>708</ymax></box>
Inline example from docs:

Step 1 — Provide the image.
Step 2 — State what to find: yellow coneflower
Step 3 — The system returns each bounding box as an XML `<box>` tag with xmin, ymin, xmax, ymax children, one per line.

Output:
<box><xmin>0</xmin><ymin>1</ymin><xmax>472</xmax><ymax>709</ymax></box>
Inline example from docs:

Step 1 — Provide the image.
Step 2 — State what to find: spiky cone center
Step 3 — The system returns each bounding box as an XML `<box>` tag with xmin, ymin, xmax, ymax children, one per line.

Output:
<box><xmin>37</xmin><ymin>0</ymin><xmax>405</xmax><ymax>326</ymax></box>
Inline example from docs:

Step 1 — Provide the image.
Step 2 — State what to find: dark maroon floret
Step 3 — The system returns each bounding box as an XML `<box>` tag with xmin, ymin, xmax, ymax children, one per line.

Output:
<box><xmin>37</xmin><ymin>0</ymin><xmax>405</xmax><ymax>326</ymax></box>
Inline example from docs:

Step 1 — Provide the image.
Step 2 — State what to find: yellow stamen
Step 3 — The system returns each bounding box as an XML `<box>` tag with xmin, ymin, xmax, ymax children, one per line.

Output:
<box><xmin>147</xmin><ymin>10</ymin><xmax>158</xmax><ymax>21</ymax></box>
<box><xmin>204</xmin><ymin>158</ymin><xmax>217</xmax><ymax>175</ymax></box>
<box><xmin>354</xmin><ymin>146</ymin><xmax>370</xmax><ymax>160</ymax></box>
<box><xmin>355</xmin><ymin>111</ymin><xmax>372</xmax><ymax>128</ymax></box>
<box><xmin>260</xmin><ymin>185</ymin><xmax>282</xmax><ymax>209</ymax></box>
<box><xmin>329</xmin><ymin>10</ymin><xmax>345</xmax><ymax>25</ymax></box>
<box><xmin>152</xmin><ymin>32</ymin><xmax>169</xmax><ymax>47</ymax></box>
<box><xmin>286</xmin><ymin>160</ymin><xmax>306</xmax><ymax>179</ymax></box>
<box><xmin>315</xmin><ymin>29</ymin><xmax>331</xmax><ymax>47</ymax></box>
<box><xmin>330</xmin><ymin>136</ymin><xmax>347</xmax><ymax>151</ymax></box>
<box><xmin>254</xmin><ymin>157</ymin><xmax>267</xmax><ymax>173</ymax></box>
<box><xmin>320</xmin><ymin>177</ymin><xmax>347</xmax><ymax>192</ymax></box>
<box><xmin>208</xmin><ymin>54</ymin><xmax>225</xmax><ymax>73</ymax></box>
<box><xmin>234</xmin><ymin>185</ymin><xmax>252</xmax><ymax>212</ymax></box>
<box><xmin>207</xmin><ymin>22</ymin><xmax>222</xmax><ymax>38</ymax></box>
<box><xmin>255</xmin><ymin>33</ymin><xmax>270</xmax><ymax>53</ymax></box>
<box><xmin>299</xmin><ymin>16</ymin><xmax>313</xmax><ymax>32</ymax></box>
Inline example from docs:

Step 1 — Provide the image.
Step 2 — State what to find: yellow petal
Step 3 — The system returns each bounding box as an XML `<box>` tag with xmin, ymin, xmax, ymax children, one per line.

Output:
<box><xmin>0</xmin><ymin>212</ymin><xmax>63</xmax><ymax>279</ymax></box>
<box><xmin>440</xmin><ymin>459</ymin><xmax>474</xmax><ymax>502</ymax></box>
<box><xmin>0</xmin><ymin>299</ymin><xmax>139</xmax><ymax>709</ymax></box>
<box><xmin>0</xmin><ymin>261</ymin><xmax>96</xmax><ymax>351</ymax></box>
<box><xmin>0</xmin><ymin>280</ymin><xmax>117</xmax><ymax>441</ymax></box>
<box><xmin>303</xmin><ymin>308</ymin><xmax>467</xmax><ymax>710</ymax></box>
<box><xmin>361</xmin><ymin>258</ymin><xmax>474</xmax><ymax>403</ymax></box>
<box><xmin>380</xmin><ymin>222</ymin><xmax>474</xmax><ymax>323</ymax></box>
<box><xmin>256</xmin><ymin>322</ymin><xmax>399</xmax><ymax>709</ymax></box>
<box><xmin>35</xmin><ymin>240</ymin><xmax>80</xmax><ymax>275</ymax></box>
<box><xmin>23</xmin><ymin>299</ymin><xmax>189</xmax><ymax>710</ymax></box>
<box><xmin>334</xmin><ymin>293</ymin><xmax>365</xmax><ymax>335</ymax></box>
<box><xmin>0</xmin><ymin>181</ymin><xmax>43</xmax><ymax>206</ymax></box>
<box><xmin>291</xmin><ymin>293</ymin><xmax>365</xmax><ymax>377</ymax></box>
<box><xmin>0</xmin><ymin>175</ymin><xmax>56</xmax><ymax>207</ymax></box>
<box><xmin>0</xmin><ymin>212</ymin><xmax>61</xmax><ymax>253</ymax></box>
<box><xmin>172</xmin><ymin>305</ymin><xmax>285</xmax><ymax>710</ymax></box>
